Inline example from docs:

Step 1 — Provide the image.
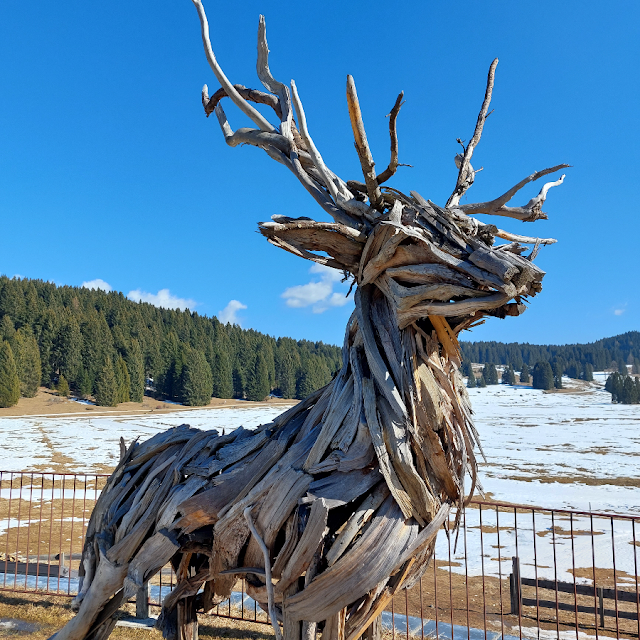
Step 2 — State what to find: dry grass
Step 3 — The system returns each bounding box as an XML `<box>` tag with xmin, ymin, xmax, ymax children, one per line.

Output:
<box><xmin>0</xmin><ymin>388</ymin><xmax>295</xmax><ymax>420</ymax></box>
<box><xmin>0</xmin><ymin>591</ymin><xmax>275</xmax><ymax>639</ymax></box>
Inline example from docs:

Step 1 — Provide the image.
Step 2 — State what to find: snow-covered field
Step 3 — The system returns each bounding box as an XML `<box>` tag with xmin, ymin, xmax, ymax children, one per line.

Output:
<box><xmin>0</xmin><ymin>378</ymin><xmax>638</xmax><ymax>637</ymax></box>
<box><xmin>0</xmin><ymin>377</ymin><xmax>637</xmax><ymax>514</ymax></box>
<box><xmin>468</xmin><ymin>380</ymin><xmax>640</xmax><ymax>514</ymax></box>
<box><xmin>0</xmin><ymin>405</ymin><xmax>289</xmax><ymax>473</ymax></box>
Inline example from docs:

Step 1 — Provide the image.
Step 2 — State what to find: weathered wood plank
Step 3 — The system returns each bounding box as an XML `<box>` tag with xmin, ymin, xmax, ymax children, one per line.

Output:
<box><xmin>276</xmin><ymin>498</ymin><xmax>328</xmax><ymax>595</ymax></box>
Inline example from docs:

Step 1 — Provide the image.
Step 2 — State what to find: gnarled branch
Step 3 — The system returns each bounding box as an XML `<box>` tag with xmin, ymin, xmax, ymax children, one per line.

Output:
<box><xmin>377</xmin><ymin>92</ymin><xmax>406</xmax><ymax>185</ymax></box>
<box><xmin>446</xmin><ymin>59</ymin><xmax>498</xmax><ymax>208</ymax></box>
<box><xmin>191</xmin><ymin>0</ymin><xmax>275</xmax><ymax>133</ymax></box>
<box><xmin>346</xmin><ymin>75</ymin><xmax>384</xmax><ymax>212</ymax></box>
<box><xmin>457</xmin><ymin>165</ymin><xmax>569</xmax><ymax>221</ymax></box>
<box><xmin>202</xmin><ymin>84</ymin><xmax>282</xmax><ymax>119</ymax></box>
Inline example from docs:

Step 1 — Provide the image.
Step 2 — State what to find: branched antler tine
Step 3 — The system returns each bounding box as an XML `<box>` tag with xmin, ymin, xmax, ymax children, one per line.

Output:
<box><xmin>203</xmin><ymin>84</ymin><xmax>283</xmax><ymax>119</ymax></box>
<box><xmin>486</xmin><ymin>164</ymin><xmax>569</xmax><ymax>210</ymax></box>
<box><xmin>291</xmin><ymin>80</ymin><xmax>340</xmax><ymax>203</ymax></box>
<box><xmin>202</xmin><ymin>84</ymin><xmax>209</xmax><ymax>111</ymax></box>
<box><xmin>214</xmin><ymin>103</ymin><xmax>291</xmax><ymax>169</ymax></box>
<box><xmin>191</xmin><ymin>0</ymin><xmax>275</xmax><ymax>133</ymax></box>
<box><xmin>376</xmin><ymin>91</ymin><xmax>405</xmax><ymax>185</ymax></box>
<box><xmin>492</xmin><ymin>228</ymin><xmax>557</xmax><ymax>245</ymax></box>
<box><xmin>346</xmin><ymin>75</ymin><xmax>384</xmax><ymax>212</ymax></box>
<box><xmin>457</xmin><ymin>164</ymin><xmax>570</xmax><ymax>220</ymax></box>
<box><xmin>529</xmin><ymin>173</ymin><xmax>565</xmax><ymax>207</ymax></box>
<box><xmin>446</xmin><ymin>58</ymin><xmax>498</xmax><ymax>208</ymax></box>
<box><xmin>256</xmin><ymin>16</ymin><xmax>285</xmax><ymax>97</ymax></box>
<box><xmin>256</xmin><ymin>15</ymin><xmax>294</xmax><ymax>142</ymax></box>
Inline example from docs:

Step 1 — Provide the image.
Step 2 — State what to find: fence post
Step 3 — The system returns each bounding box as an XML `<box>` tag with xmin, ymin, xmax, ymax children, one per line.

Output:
<box><xmin>136</xmin><ymin>581</ymin><xmax>150</xmax><ymax>619</ymax></box>
<box><xmin>58</xmin><ymin>552</ymin><xmax>66</xmax><ymax>577</ymax></box>
<box><xmin>597</xmin><ymin>586</ymin><xmax>605</xmax><ymax>628</ymax></box>
<box><xmin>510</xmin><ymin>556</ymin><xmax>521</xmax><ymax>615</ymax></box>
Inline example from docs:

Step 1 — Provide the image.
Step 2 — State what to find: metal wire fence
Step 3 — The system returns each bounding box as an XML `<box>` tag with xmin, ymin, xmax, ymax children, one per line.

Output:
<box><xmin>1</xmin><ymin>471</ymin><xmax>638</xmax><ymax>639</ymax></box>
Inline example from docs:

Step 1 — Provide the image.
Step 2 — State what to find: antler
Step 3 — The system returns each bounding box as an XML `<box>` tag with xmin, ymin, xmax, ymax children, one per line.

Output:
<box><xmin>446</xmin><ymin>59</ymin><xmax>498</xmax><ymax>208</ymax></box>
<box><xmin>191</xmin><ymin>0</ymin><xmax>386</xmax><ymax>231</ymax></box>
<box><xmin>457</xmin><ymin>166</ymin><xmax>570</xmax><ymax>221</ymax></box>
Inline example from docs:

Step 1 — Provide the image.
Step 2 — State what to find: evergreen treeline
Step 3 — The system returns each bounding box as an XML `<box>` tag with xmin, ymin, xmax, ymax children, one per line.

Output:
<box><xmin>0</xmin><ymin>276</ymin><xmax>341</xmax><ymax>407</ymax></box>
<box><xmin>605</xmin><ymin>372</ymin><xmax>640</xmax><ymax>404</ymax></box>
<box><xmin>461</xmin><ymin>332</ymin><xmax>640</xmax><ymax>375</ymax></box>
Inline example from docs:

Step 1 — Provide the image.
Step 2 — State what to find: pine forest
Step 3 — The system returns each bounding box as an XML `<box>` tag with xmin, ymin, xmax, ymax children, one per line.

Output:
<box><xmin>1</xmin><ymin>275</ymin><xmax>638</xmax><ymax>409</ymax></box>
<box><xmin>0</xmin><ymin>275</ymin><xmax>341</xmax><ymax>407</ymax></box>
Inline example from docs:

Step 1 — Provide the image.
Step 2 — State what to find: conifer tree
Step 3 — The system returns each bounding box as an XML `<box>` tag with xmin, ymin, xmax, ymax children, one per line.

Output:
<box><xmin>532</xmin><ymin>361</ymin><xmax>554</xmax><ymax>390</ymax></box>
<box><xmin>57</xmin><ymin>374</ymin><xmax>70</xmax><ymax>397</ymax></box>
<box><xmin>460</xmin><ymin>360</ymin><xmax>474</xmax><ymax>379</ymax></box>
<box><xmin>115</xmin><ymin>356</ymin><xmax>131</xmax><ymax>404</ymax></box>
<box><xmin>0</xmin><ymin>340</ymin><xmax>20</xmax><ymax>408</ymax></box>
<box><xmin>77</xmin><ymin>368</ymin><xmax>93</xmax><ymax>400</ymax></box>
<box><xmin>482</xmin><ymin>363</ymin><xmax>499</xmax><ymax>385</ymax></box>
<box><xmin>14</xmin><ymin>328</ymin><xmax>41</xmax><ymax>398</ymax></box>
<box><xmin>211</xmin><ymin>345</ymin><xmax>233</xmax><ymax>399</ymax></box>
<box><xmin>181</xmin><ymin>347</ymin><xmax>213</xmax><ymax>406</ymax></box>
<box><xmin>296</xmin><ymin>354</ymin><xmax>331</xmax><ymax>398</ymax></box>
<box><xmin>503</xmin><ymin>365</ymin><xmax>516</xmax><ymax>385</ymax></box>
<box><xmin>82</xmin><ymin>312</ymin><xmax>114</xmax><ymax>394</ymax></box>
<box><xmin>467</xmin><ymin>371</ymin><xmax>477</xmax><ymax>388</ymax></box>
<box><xmin>95</xmin><ymin>357</ymin><xmax>118</xmax><ymax>407</ymax></box>
<box><xmin>126</xmin><ymin>340</ymin><xmax>145</xmax><ymax>402</ymax></box>
<box><xmin>552</xmin><ymin>358</ymin><xmax>564</xmax><ymax>389</ymax></box>
<box><xmin>37</xmin><ymin>309</ymin><xmax>59</xmax><ymax>386</ymax></box>
<box><xmin>582</xmin><ymin>362</ymin><xmax>594</xmax><ymax>381</ymax></box>
<box><xmin>276</xmin><ymin>341</ymin><xmax>299</xmax><ymax>399</ymax></box>
<box><xmin>53</xmin><ymin>314</ymin><xmax>83</xmax><ymax>385</ymax></box>
<box><xmin>520</xmin><ymin>363</ymin><xmax>530</xmax><ymax>384</ymax></box>
<box><xmin>246</xmin><ymin>351</ymin><xmax>270</xmax><ymax>401</ymax></box>
<box><xmin>0</xmin><ymin>315</ymin><xmax>16</xmax><ymax>349</ymax></box>
<box><xmin>0</xmin><ymin>279</ymin><xmax>26</xmax><ymax>326</ymax></box>
<box><xmin>232</xmin><ymin>367</ymin><xmax>246</xmax><ymax>399</ymax></box>
<box><xmin>477</xmin><ymin>375</ymin><xmax>487</xmax><ymax>388</ymax></box>
<box><xmin>156</xmin><ymin>331</ymin><xmax>182</xmax><ymax>400</ymax></box>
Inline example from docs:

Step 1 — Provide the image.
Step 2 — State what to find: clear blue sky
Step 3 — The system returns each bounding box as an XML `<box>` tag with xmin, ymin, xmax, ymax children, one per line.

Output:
<box><xmin>0</xmin><ymin>1</ymin><xmax>638</xmax><ymax>347</ymax></box>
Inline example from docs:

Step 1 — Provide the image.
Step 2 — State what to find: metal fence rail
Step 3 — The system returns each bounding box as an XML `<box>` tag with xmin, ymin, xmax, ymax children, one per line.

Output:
<box><xmin>1</xmin><ymin>471</ymin><xmax>638</xmax><ymax>639</ymax></box>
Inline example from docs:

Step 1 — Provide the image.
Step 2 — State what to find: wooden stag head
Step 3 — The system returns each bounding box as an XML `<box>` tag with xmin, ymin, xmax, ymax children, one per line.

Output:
<box><xmin>193</xmin><ymin>2</ymin><xmax>567</xmax><ymax>333</ymax></box>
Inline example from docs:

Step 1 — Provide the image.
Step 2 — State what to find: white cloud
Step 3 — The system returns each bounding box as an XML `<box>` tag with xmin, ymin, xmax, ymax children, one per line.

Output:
<box><xmin>614</xmin><ymin>308</ymin><xmax>625</xmax><ymax>316</ymax></box>
<box><xmin>81</xmin><ymin>278</ymin><xmax>112</xmax><ymax>292</ymax></box>
<box><xmin>219</xmin><ymin>300</ymin><xmax>247</xmax><ymax>325</ymax></box>
<box><xmin>128</xmin><ymin>288</ymin><xmax>196</xmax><ymax>311</ymax></box>
<box><xmin>282</xmin><ymin>264</ymin><xmax>353</xmax><ymax>313</ymax></box>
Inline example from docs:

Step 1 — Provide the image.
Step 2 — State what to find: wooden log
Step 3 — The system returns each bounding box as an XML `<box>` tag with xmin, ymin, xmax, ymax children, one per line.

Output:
<box><xmin>304</xmin><ymin>374</ymin><xmax>354</xmax><ymax>470</ymax></box>
<box><xmin>377</xmin><ymin>397</ymin><xmax>435</xmax><ymax>525</ymax></box>
<box><xmin>302</xmin><ymin>469</ymin><xmax>382</xmax><ymax>509</ymax></box>
<box><xmin>362</xmin><ymin>377</ymin><xmax>413</xmax><ymax>520</ymax></box>
<box><xmin>356</xmin><ymin>287</ymin><xmax>406</xmax><ymax>418</ymax></box>
<box><xmin>322</xmin><ymin>607</ymin><xmax>346</xmax><ymax>640</ymax></box>
<box><xmin>325</xmin><ymin>483</ymin><xmax>389</xmax><ymax>566</ymax></box>
<box><xmin>51</xmin><ymin>541</ymin><xmax>128</xmax><ymax>640</ymax></box>
<box><xmin>283</xmin><ymin>496</ymin><xmax>417</xmax><ymax>623</ymax></box>
<box><xmin>272</xmin><ymin>510</ymin><xmax>300</xmax><ymax>578</ymax></box>
<box><xmin>276</xmin><ymin>498</ymin><xmax>328</xmax><ymax>595</ymax></box>
<box><xmin>123</xmin><ymin>529</ymin><xmax>180</xmax><ymax>599</ymax></box>
<box><xmin>364</xmin><ymin>615</ymin><xmax>382</xmax><ymax>640</ymax></box>
<box><xmin>283</xmin><ymin>581</ymin><xmax>302</xmax><ymax>640</ymax></box>
<box><xmin>175</xmin><ymin>416</ymin><xmax>302</xmax><ymax>533</ymax></box>
<box><xmin>243</xmin><ymin>469</ymin><xmax>312</xmax><ymax>567</ymax></box>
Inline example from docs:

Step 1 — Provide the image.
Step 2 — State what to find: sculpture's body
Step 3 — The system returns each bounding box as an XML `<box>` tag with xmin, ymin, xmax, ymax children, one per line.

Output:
<box><xmin>50</xmin><ymin>3</ymin><xmax>567</xmax><ymax>639</ymax></box>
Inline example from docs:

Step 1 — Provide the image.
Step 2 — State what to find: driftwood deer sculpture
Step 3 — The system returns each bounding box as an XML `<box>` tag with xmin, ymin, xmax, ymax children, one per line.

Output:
<box><xmin>50</xmin><ymin>2</ymin><xmax>568</xmax><ymax>639</ymax></box>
